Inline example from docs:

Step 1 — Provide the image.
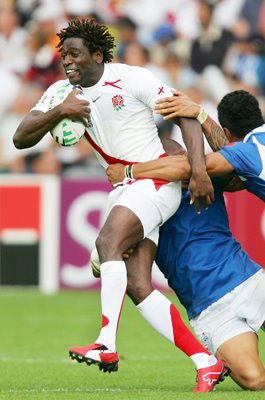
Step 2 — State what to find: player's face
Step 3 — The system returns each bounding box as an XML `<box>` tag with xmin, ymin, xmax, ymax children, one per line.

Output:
<box><xmin>61</xmin><ymin>37</ymin><xmax>103</xmax><ymax>87</ymax></box>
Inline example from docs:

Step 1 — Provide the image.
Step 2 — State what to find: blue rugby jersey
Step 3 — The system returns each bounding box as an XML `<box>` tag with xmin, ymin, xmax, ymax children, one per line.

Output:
<box><xmin>155</xmin><ymin>183</ymin><xmax>261</xmax><ymax>319</ymax></box>
<box><xmin>219</xmin><ymin>125</ymin><xmax>265</xmax><ymax>201</ymax></box>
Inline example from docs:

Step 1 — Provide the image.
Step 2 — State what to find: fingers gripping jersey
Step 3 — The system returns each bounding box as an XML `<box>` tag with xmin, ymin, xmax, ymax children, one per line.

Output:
<box><xmin>32</xmin><ymin>63</ymin><xmax>174</xmax><ymax>168</ymax></box>
<box><xmin>218</xmin><ymin>125</ymin><xmax>265</xmax><ymax>201</ymax></box>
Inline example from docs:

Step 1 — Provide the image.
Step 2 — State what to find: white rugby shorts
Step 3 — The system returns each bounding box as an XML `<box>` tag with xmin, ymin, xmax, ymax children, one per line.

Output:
<box><xmin>190</xmin><ymin>269</ymin><xmax>265</xmax><ymax>354</ymax></box>
<box><xmin>107</xmin><ymin>179</ymin><xmax>181</xmax><ymax>245</ymax></box>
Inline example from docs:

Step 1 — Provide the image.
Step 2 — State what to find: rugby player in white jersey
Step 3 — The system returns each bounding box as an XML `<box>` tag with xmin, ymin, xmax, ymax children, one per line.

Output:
<box><xmin>13</xmin><ymin>18</ymin><xmax>230</xmax><ymax>392</ymax></box>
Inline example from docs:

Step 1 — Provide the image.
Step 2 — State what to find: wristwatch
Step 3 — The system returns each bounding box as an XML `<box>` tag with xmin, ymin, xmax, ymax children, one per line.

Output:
<box><xmin>196</xmin><ymin>106</ymin><xmax>208</xmax><ymax>124</ymax></box>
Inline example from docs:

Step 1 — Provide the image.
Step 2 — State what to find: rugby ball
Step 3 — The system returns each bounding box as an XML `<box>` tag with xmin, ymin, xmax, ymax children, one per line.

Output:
<box><xmin>49</xmin><ymin>83</ymin><xmax>86</xmax><ymax>146</ymax></box>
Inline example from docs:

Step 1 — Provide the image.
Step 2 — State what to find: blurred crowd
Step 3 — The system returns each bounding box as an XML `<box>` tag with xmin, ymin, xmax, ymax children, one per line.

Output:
<box><xmin>1</xmin><ymin>0</ymin><xmax>265</xmax><ymax>175</ymax></box>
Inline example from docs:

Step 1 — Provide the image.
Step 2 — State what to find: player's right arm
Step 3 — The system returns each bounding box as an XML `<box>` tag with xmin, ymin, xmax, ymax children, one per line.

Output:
<box><xmin>14</xmin><ymin>108</ymin><xmax>66</xmax><ymax>149</ymax></box>
<box><xmin>130</xmin><ymin>67</ymin><xmax>214</xmax><ymax>211</ymax></box>
<box><xmin>13</xmin><ymin>90</ymin><xmax>90</xmax><ymax>149</ymax></box>
<box><xmin>205</xmin><ymin>152</ymin><xmax>234</xmax><ymax>176</ymax></box>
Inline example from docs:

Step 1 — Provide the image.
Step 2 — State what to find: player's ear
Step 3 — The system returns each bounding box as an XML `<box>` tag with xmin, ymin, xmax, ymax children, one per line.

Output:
<box><xmin>93</xmin><ymin>50</ymin><xmax>103</xmax><ymax>64</ymax></box>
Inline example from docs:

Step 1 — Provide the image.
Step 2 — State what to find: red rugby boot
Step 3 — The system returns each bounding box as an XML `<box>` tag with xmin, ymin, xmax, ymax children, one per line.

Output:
<box><xmin>193</xmin><ymin>358</ymin><xmax>231</xmax><ymax>392</ymax></box>
<box><xmin>69</xmin><ymin>343</ymin><xmax>119</xmax><ymax>373</ymax></box>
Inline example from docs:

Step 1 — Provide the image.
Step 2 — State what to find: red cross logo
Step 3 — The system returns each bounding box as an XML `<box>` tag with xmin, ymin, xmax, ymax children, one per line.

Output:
<box><xmin>158</xmin><ymin>86</ymin><xmax>165</xmax><ymax>95</ymax></box>
<box><xmin>103</xmin><ymin>79</ymin><xmax>122</xmax><ymax>89</ymax></box>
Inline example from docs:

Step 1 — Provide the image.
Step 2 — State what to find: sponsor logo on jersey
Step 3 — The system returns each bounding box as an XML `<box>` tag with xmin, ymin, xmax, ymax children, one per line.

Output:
<box><xmin>92</xmin><ymin>96</ymin><xmax>102</xmax><ymax>103</ymax></box>
<box><xmin>112</xmin><ymin>95</ymin><xmax>125</xmax><ymax>111</ymax></box>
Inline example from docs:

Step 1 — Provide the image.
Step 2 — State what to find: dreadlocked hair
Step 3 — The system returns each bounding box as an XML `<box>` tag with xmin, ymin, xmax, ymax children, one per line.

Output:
<box><xmin>57</xmin><ymin>18</ymin><xmax>115</xmax><ymax>63</ymax></box>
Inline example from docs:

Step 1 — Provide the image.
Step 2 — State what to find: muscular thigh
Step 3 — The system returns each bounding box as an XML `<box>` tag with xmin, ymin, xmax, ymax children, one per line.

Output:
<box><xmin>98</xmin><ymin>204</ymin><xmax>144</xmax><ymax>257</ymax></box>
<box><xmin>113</xmin><ymin>180</ymin><xmax>181</xmax><ymax>240</ymax></box>
<box><xmin>97</xmin><ymin>180</ymin><xmax>180</xmax><ymax>261</ymax></box>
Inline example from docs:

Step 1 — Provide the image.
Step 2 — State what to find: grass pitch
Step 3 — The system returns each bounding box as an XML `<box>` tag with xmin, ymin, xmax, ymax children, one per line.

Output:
<box><xmin>0</xmin><ymin>289</ymin><xmax>265</xmax><ymax>400</ymax></box>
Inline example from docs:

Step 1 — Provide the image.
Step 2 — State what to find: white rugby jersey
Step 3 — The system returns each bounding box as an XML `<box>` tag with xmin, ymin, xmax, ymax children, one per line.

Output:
<box><xmin>32</xmin><ymin>63</ymin><xmax>174</xmax><ymax>169</ymax></box>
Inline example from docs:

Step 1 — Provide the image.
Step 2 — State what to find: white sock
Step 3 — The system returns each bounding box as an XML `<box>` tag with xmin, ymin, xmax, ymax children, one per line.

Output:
<box><xmin>136</xmin><ymin>289</ymin><xmax>175</xmax><ymax>342</ymax></box>
<box><xmin>190</xmin><ymin>354</ymin><xmax>217</xmax><ymax>369</ymax></box>
<box><xmin>95</xmin><ymin>261</ymin><xmax>127</xmax><ymax>352</ymax></box>
<box><xmin>136</xmin><ymin>290</ymin><xmax>217</xmax><ymax>369</ymax></box>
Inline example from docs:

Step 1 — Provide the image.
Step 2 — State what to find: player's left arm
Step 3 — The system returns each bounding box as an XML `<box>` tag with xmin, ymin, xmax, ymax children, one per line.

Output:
<box><xmin>106</xmin><ymin>149</ymin><xmax>235</xmax><ymax>186</ymax></box>
<box><xmin>131</xmin><ymin>69</ymin><xmax>214</xmax><ymax>212</ymax></box>
<box><xmin>179</xmin><ymin>118</ymin><xmax>214</xmax><ymax>212</ymax></box>
<box><xmin>106</xmin><ymin>155</ymin><xmax>191</xmax><ymax>185</ymax></box>
<box><xmin>106</xmin><ymin>138</ymin><xmax>190</xmax><ymax>184</ymax></box>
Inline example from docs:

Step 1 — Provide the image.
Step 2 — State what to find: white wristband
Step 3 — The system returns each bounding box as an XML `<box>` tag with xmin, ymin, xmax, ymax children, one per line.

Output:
<box><xmin>196</xmin><ymin>106</ymin><xmax>208</xmax><ymax>124</ymax></box>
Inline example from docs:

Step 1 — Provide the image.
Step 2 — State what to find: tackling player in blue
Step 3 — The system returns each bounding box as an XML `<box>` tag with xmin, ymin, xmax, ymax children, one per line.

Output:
<box><xmin>155</xmin><ymin>178</ymin><xmax>265</xmax><ymax>390</ymax></box>
<box><xmin>106</xmin><ymin>89</ymin><xmax>265</xmax><ymax>390</ymax></box>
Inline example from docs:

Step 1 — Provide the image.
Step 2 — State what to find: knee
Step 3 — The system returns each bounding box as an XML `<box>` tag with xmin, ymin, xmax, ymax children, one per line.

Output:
<box><xmin>95</xmin><ymin>235</ymin><xmax>104</xmax><ymax>255</ymax></box>
<box><xmin>236</xmin><ymin>370</ymin><xmax>265</xmax><ymax>391</ymax></box>
<box><xmin>127</xmin><ymin>275</ymin><xmax>152</xmax><ymax>305</ymax></box>
<box><xmin>96</xmin><ymin>233</ymin><xmax>117</xmax><ymax>260</ymax></box>
<box><xmin>95</xmin><ymin>236</ymin><xmax>104</xmax><ymax>260</ymax></box>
